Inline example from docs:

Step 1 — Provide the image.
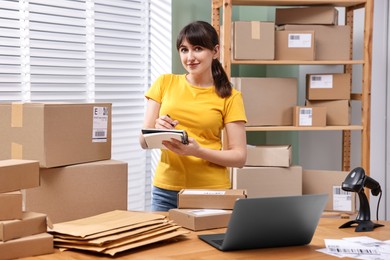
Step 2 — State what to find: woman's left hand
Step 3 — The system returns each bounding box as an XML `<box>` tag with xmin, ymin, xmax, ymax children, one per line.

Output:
<box><xmin>162</xmin><ymin>137</ymin><xmax>199</xmax><ymax>156</ymax></box>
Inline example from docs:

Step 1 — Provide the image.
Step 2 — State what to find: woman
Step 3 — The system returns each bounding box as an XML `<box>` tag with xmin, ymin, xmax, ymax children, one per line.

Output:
<box><xmin>140</xmin><ymin>21</ymin><xmax>247</xmax><ymax>211</ymax></box>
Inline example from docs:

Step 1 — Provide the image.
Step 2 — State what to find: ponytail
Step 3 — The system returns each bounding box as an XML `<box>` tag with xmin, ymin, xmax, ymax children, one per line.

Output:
<box><xmin>212</xmin><ymin>59</ymin><xmax>232</xmax><ymax>98</ymax></box>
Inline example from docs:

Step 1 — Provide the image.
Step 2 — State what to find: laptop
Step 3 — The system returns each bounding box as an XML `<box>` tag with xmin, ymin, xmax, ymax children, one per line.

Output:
<box><xmin>198</xmin><ymin>193</ymin><xmax>328</xmax><ymax>251</ymax></box>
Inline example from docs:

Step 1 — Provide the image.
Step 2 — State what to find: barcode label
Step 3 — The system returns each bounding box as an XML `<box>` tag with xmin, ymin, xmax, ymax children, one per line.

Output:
<box><xmin>298</xmin><ymin>107</ymin><xmax>312</xmax><ymax>126</ymax></box>
<box><xmin>333</xmin><ymin>186</ymin><xmax>352</xmax><ymax>211</ymax></box>
<box><xmin>300</xmin><ymin>108</ymin><xmax>312</xmax><ymax>115</ymax></box>
<box><xmin>289</xmin><ymin>35</ymin><xmax>300</xmax><ymax>40</ymax></box>
<box><xmin>311</xmin><ymin>76</ymin><xmax>322</xmax><ymax>81</ymax></box>
<box><xmin>327</xmin><ymin>245</ymin><xmax>379</xmax><ymax>255</ymax></box>
<box><xmin>92</xmin><ymin>106</ymin><xmax>109</xmax><ymax>142</ymax></box>
<box><xmin>310</xmin><ymin>75</ymin><xmax>333</xmax><ymax>89</ymax></box>
<box><xmin>333</xmin><ymin>186</ymin><xmax>351</xmax><ymax>196</ymax></box>
<box><xmin>288</xmin><ymin>33</ymin><xmax>312</xmax><ymax>48</ymax></box>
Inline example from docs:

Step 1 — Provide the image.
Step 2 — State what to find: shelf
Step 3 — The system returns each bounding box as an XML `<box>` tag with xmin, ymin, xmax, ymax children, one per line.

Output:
<box><xmin>232</xmin><ymin>60</ymin><xmax>364</xmax><ymax>65</ymax></box>
<box><xmin>245</xmin><ymin>125</ymin><xmax>363</xmax><ymax>131</ymax></box>
<box><xmin>229</xmin><ymin>0</ymin><xmax>366</xmax><ymax>7</ymax></box>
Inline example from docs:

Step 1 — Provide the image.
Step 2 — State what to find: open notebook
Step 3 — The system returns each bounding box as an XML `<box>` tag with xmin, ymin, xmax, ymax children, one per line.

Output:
<box><xmin>142</xmin><ymin>128</ymin><xmax>189</xmax><ymax>149</ymax></box>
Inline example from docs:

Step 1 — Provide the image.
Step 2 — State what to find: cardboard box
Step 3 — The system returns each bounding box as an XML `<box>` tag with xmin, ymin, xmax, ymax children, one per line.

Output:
<box><xmin>232</xmin><ymin>166</ymin><xmax>302</xmax><ymax>198</ymax></box>
<box><xmin>293</xmin><ymin>106</ymin><xmax>326</xmax><ymax>127</ymax></box>
<box><xmin>0</xmin><ymin>192</ymin><xmax>22</xmax><ymax>221</ymax></box>
<box><xmin>0</xmin><ymin>233</ymin><xmax>53</xmax><ymax>260</ymax></box>
<box><xmin>232</xmin><ymin>77</ymin><xmax>297</xmax><ymax>126</ymax></box>
<box><xmin>0</xmin><ymin>212</ymin><xmax>47</xmax><ymax>242</ymax></box>
<box><xmin>306</xmin><ymin>100</ymin><xmax>350</xmax><ymax>126</ymax></box>
<box><xmin>306</xmin><ymin>73</ymin><xmax>351</xmax><ymax>100</ymax></box>
<box><xmin>0</xmin><ymin>102</ymin><xmax>112</xmax><ymax>168</ymax></box>
<box><xmin>303</xmin><ymin>169</ymin><xmax>356</xmax><ymax>213</ymax></box>
<box><xmin>245</xmin><ymin>145</ymin><xmax>292</xmax><ymax>167</ymax></box>
<box><xmin>275</xmin><ymin>6</ymin><xmax>338</xmax><ymax>25</ymax></box>
<box><xmin>169</xmin><ymin>208</ymin><xmax>232</xmax><ymax>231</ymax></box>
<box><xmin>281</xmin><ymin>25</ymin><xmax>351</xmax><ymax>60</ymax></box>
<box><xmin>233</xmin><ymin>21</ymin><xmax>275</xmax><ymax>60</ymax></box>
<box><xmin>177</xmin><ymin>189</ymin><xmax>246</xmax><ymax>210</ymax></box>
<box><xmin>0</xmin><ymin>159</ymin><xmax>40</xmax><ymax>193</ymax></box>
<box><xmin>275</xmin><ymin>30</ymin><xmax>315</xmax><ymax>60</ymax></box>
<box><xmin>25</xmin><ymin>160</ymin><xmax>128</xmax><ymax>224</ymax></box>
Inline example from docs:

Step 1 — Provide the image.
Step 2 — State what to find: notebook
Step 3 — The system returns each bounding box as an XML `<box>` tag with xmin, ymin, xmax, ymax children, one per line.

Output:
<box><xmin>141</xmin><ymin>128</ymin><xmax>189</xmax><ymax>149</ymax></box>
<box><xmin>198</xmin><ymin>193</ymin><xmax>328</xmax><ymax>251</ymax></box>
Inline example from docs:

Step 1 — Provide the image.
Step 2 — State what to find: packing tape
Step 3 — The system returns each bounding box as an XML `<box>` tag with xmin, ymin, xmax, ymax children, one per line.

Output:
<box><xmin>11</xmin><ymin>143</ymin><xmax>23</xmax><ymax>159</ymax></box>
<box><xmin>251</xmin><ymin>21</ymin><xmax>261</xmax><ymax>40</ymax></box>
<box><xmin>11</xmin><ymin>102</ymin><xmax>23</xmax><ymax>127</ymax></box>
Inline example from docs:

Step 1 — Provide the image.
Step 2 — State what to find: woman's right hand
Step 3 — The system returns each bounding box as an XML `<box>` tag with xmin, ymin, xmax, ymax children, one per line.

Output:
<box><xmin>155</xmin><ymin>114</ymin><xmax>178</xmax><ymax>129</ymax></box>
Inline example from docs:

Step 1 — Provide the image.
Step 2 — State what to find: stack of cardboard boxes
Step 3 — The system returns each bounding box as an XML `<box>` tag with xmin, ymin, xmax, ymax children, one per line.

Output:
<box><xmin>0</xmin><ymin>159</ymin><xmax>53</xmax><ymax>259</ymax></box>
<box><xmin>0</xmin><ymin>103</ymin><xmax>128</xmax><ymax>226</ymax></box>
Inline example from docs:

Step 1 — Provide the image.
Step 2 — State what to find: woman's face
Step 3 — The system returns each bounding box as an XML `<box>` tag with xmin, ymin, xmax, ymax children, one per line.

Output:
<box><xmin>178</xmin><ymin>39</ymin><xmax>218</xmax><ymax>77</ymax></box>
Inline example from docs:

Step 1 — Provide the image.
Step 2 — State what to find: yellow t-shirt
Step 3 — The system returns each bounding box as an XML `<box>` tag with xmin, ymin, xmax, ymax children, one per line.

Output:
<box><xmin>145</xmin><ymin>74</ymin><xmax>247</xmax><ymax>191</ymax></box>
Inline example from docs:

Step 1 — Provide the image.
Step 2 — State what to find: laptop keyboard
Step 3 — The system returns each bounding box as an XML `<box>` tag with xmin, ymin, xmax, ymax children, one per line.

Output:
<box><xmin>212</xmin><ymin>239</ymin><xmax>224</xmax><ymax>246</ymax></box>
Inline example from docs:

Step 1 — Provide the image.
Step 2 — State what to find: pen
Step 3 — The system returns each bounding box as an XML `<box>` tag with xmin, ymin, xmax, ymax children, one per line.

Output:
<box><xmin>166</xmin><ymin>114</ymin><xmax>175</xmax><ymax>127</ymax></box>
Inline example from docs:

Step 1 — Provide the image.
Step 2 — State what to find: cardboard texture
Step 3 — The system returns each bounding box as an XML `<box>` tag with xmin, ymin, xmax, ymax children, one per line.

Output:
<box><xmin>0</xmin><ymin>102</ymin><xmax>112</xmax><ymax>168</ymax></box>
<box><xmin>233</xmin><ymin>21</ymin><xmax>275</xmax><ymax>60</ymax></box>
<box><xmin>275</xmin><ymin>30</ymin><xmax>315</xmax><ymax>60</ymax></box>
<box><xmin>245</xmin><ymin>145</ymin><xmax>292</xmax><ymax>167</ymax></box>
<box><xmin>0</xmin><ymin>191</ymin><xmax>22</xmax><ymax>221</ymax></box>
<box><xmin>0</xmin><ymin>159</ymin><xmax>39</xmax><ymax>193</ymax></box>
<box><xmin>25</xmin><ymin>160</ymin><xmax>128</xmax><ymax>224</ymax></box>
<box><xmin>232</xmin><ymin>77</ymin><xmax>297</xmax><ymax>126</ymax></box>
<box><xmin>48</xmin><ymin>210</ymin><xmax>188</xmax><ymax>256</ymax></box>
<box><xmin>177</xmin><ymin>189</ymin><xmax>246</xmax><ymax>209</ymax></box>
<box><xmin>306</xmin><ymin>100</ymin><xmax>350</xmax><ymax>126</ymax></box>
<box><xmin>293</xmin><ymin>106</ymin><xmax>327</xmax><ymax>127</ymax></box>
<box><xmin>275</xmin><ymin>6</ymin><xmax>339</xmax><ymax>25</ymax></box>
<box><xmin>303</xmin><ymin>169</ymin><xmax>356</xmax><ymax>213</ymax></box>
<box><xmin>168</xmin><ymin>209</ymin><xmax>233</xmax><ymax>231</ymax></box>
<box><xmin>281</xmin><ymin>25</ymin><xmax>351</xmax><ymax>60</ymax></box>
<box><xmin>232</xmin><ymin>166</ymin><xmax>303</xmax><ymax>198</ymax></box>
<box><xmin>0</xmin><ymin>233</ymin><xmax>53</xmax><ymax>260</ymax></box>
<box><xmin>0</xmin><ymin>212</ymin><xmax>47</xmax><ymax>242</ymax></box>
<box><xmin>306</xmin><ymin>73</ymin><xmax>351</xmax><ymax>100</ymax></box>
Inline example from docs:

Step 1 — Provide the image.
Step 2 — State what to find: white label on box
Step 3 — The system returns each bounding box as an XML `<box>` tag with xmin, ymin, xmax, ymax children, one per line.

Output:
<box><xmin>182</xmin><ymin>190</ymin><xmax>226</xmax><ymax>195</ymax></box>
<box><xmin>333</xmin><ymin>186</ymin><xmax>352</xmax><ymax>211</ymax></box>
<box><xmin>92</xmin><ymin>106</ymin><xmax>109</xmax><ymax>142</ymax></box>
<box><xmin>310</xmin><ymin>75</ymin><xmax>333</xmax><ymax>89</ymax></box>
<box><xmin>299</xmin><ymin>108</ymin><xmax>313</xmax><ymax>126</ymax></box>
<box><xmin>288</xmin><ymin>33</ymin><xmax>312</xmax><ymax>48</ymax></box>
<box><xmin>190</xmin><ymin>209</ymin><xmax>228</xmax><ymax>216</ymax></box>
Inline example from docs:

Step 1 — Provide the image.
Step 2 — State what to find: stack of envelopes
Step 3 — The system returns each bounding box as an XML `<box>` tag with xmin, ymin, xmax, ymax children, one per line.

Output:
<box><xmin>48</xmin><ymin>210</ymin><xmax>188</xmax><ymax>256</ymax></box>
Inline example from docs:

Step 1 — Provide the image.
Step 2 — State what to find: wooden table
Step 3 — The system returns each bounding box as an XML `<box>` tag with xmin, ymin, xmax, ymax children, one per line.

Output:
<box><xmin>21</xmin><ymin>218</ymin><xmax>389</xmax><ymax>260</ymax></box>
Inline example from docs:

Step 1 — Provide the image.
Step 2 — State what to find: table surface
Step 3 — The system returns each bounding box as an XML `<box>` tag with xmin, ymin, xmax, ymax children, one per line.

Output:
<box><xmin>20</xmin><ymin>218</ymin><xmax>389</xmax><ymax>260</ymax></box>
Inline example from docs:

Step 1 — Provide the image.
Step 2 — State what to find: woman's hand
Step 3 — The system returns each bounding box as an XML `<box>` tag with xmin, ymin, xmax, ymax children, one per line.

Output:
<box><xmin>162</xmin><ymin>137</ymin><xmax>200</xmax><ymax>156</ymax></box>
<box><xmin>155</xmin><ymin>115</ymin><xmax>178</xmax><ymax>129</ymax></box>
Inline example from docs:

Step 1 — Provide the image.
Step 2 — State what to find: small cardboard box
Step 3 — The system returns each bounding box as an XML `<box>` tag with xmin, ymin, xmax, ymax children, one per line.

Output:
<box><xmin>0</xmin><ymin>212</ymin><xmax>47</xmax><ymax>242</ymax></box>
<box><xmin>232</xmin><ymin>77</ymin><xmax>297</xmax><ymax>126</ymax></box>
<box><xmin>232</xmin><ymin>166</ymin><xmax>302</xmax><ymax>198</ymax></box>
<box><xmin>0</xmin><ymin>102</ymin><xmax>112</xmax><ymax>168</ymax></box>
<box><xmin>245</xmin><ymin>145</ymin><xmax>292</xmax><ymax>167</ymax></box>
<box><xmin>281</xmin><ymin>25</ymin><xmax>351</xmax><ymax>60</ymax></box>
<box><xmin>306</xmin><ymin>73</ymin><xmax>351</xmax><ymax>100</ymax></box>
<box><xmin>25</xmin><ymin>160</ymin><xmax>128</xmax><ymax>224</ymax></box>
<box><xmin>293</xmin><ymin>106</ymin><xmax>326</xmax><ymax>127</ymax></box>
<box><xmin>177</xmin><ymin>189</ymin><xmax>246</xmax><ymax>210</ymax></box>
<box><xmin>0</xmin><ymin>233</ymin><xmax>53</xmax><ymax>259</ymax></box>
<box><xmin>0</xmin><ymin>192</ymin><xmax>22</xmax><ymax>221</ymax></box>
<box><xmin>275</xmin><ymin>6</ymin><xmax>339</xmax><ymax>25</ymax></box>
<box><xmin>275</xmin><ymin>30</ymin><xmax>315</xmax><ymax>60</ymax></box>
<box><xmin>233</xmin><ymin>21</ymin><xmax>275</xmax><ymax>60</ymax></box>
<box><xmin>169</xmin><ymin>208</ymin><xmax>232</xmax><ymax>231</ymax></box>
<box><xmin>303</xmin><ymin>169</ymin><xmax>356</xmax><ymax>213</ymax></box>
<box><xmin>0</xmin><ymin>159</ymin><xmax>39</xmax><ymax>193</ymax></box>
<box><xmin>306</xmin><ymin>100</ymin><xmax>350</xmax><ymax>126</ymax></box>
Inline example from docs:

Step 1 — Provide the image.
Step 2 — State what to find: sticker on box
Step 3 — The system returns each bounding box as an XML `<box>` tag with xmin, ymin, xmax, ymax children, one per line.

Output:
<box><xmin>333</xmin><ymin>186</ymin><xmax>352</xmax><ymax>211</ymax></box>
<box><xmin>288</xmin><ymin>33</ymin><xmax>312</xmax><ymax>48</ymax></box>
<box><xmin>299</xmin><ymin>108</ymin><xmax>313</xmax><ymax>126</ymax></box>
<box><xmin>92</xmin><ymin>106</ymin><xmax>109</xmax><ymax>142</ymax></box>
<box><xmin>310</xmin><ymin>75</ymin><xmax>333</xmax><ymax>89</ymax></box>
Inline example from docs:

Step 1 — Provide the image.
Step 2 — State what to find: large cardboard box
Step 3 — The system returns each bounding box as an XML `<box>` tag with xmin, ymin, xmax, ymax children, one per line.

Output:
<box><xmin>232</xmin><ymin>166</ymin><xmax>302</xmax><ymax>198</ymax></box>
<box><xmin>281</xmin><ymin>25</ymin><xmax>351</xmax><ymax>60</ymax></box>
<box><xmin>0</xmin><ymin>212</ymin><xmax>47</xmax><ymax>242</ymax></box>
<box><xmin>306</xmin><ymin>73</ymin><xmax>351</xmax><ymax>100</ymax></box>
<box><xmin>0</xmin><ymin>159</ymin><xmax>39</xmax><ymax>193</ymax></box>
<box><xmin>177</xmin><ymin>189</ymin><xmax>246</xmax><ymax>210</ymax></box>
<box><xmin>306</xmin><ymin>100</ymin><xmax>350</xmax><ymax>126</ymax></box>
<box><xmin>0</xmin><ymin>192</ymin><xmax>22</xmax><ymax>221</ymax></box>
<box><xmin>245</xmin><ymin>145</ymin><xmax>292</xmax><ymax>167</ymax></box>
<box><xmin>0</xmin><ymin>233</ymin><xmax>53</xmax><ymax>260</ymax></box>
<box><xmin>293</xmin><ymin>106</ymin><xmax>326</xmax><ymax>127</ymax></box>
<box><xmin>232</xmin><ymin>77</ymin><xmax>297</xmax><ymax>126</ymax></box>
<box><xmin>169</xmin><ymin>208</ymin><xmax>232</xmax><ymax>231</ymax></box>
<box><xmin>275</xmin><ymin>6</ymin><xmax>338</xmax><ymax>25</ymax></box>
<box><xmin>275</xmin><ymin>30</ymin><xmax>315</xmax><ymax>60</ymax></box>
<box><xmin>25</xmin><ymin>160</ymin><xmax>128</xmax><ymax>224</ymax></box>
<box><xmin>303</xmin><ymin>169</ymin><xmax>356</xmax><ymax>213</ymax></box>
<box><xmin>0</xmin><ymin>102</ymin><xmax>112</xmax><ymax>168</ymax></box>
<box><xmin>233</xmin><ymin>21</ymin><xmax>275</xmax><ymax>60</ymax></box>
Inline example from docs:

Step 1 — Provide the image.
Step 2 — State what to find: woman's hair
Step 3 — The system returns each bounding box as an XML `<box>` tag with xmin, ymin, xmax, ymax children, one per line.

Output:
<box><xmin>176</xmin><ymin>21</ymin><xmax>232</xmax><ymax>98</ymax></box>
